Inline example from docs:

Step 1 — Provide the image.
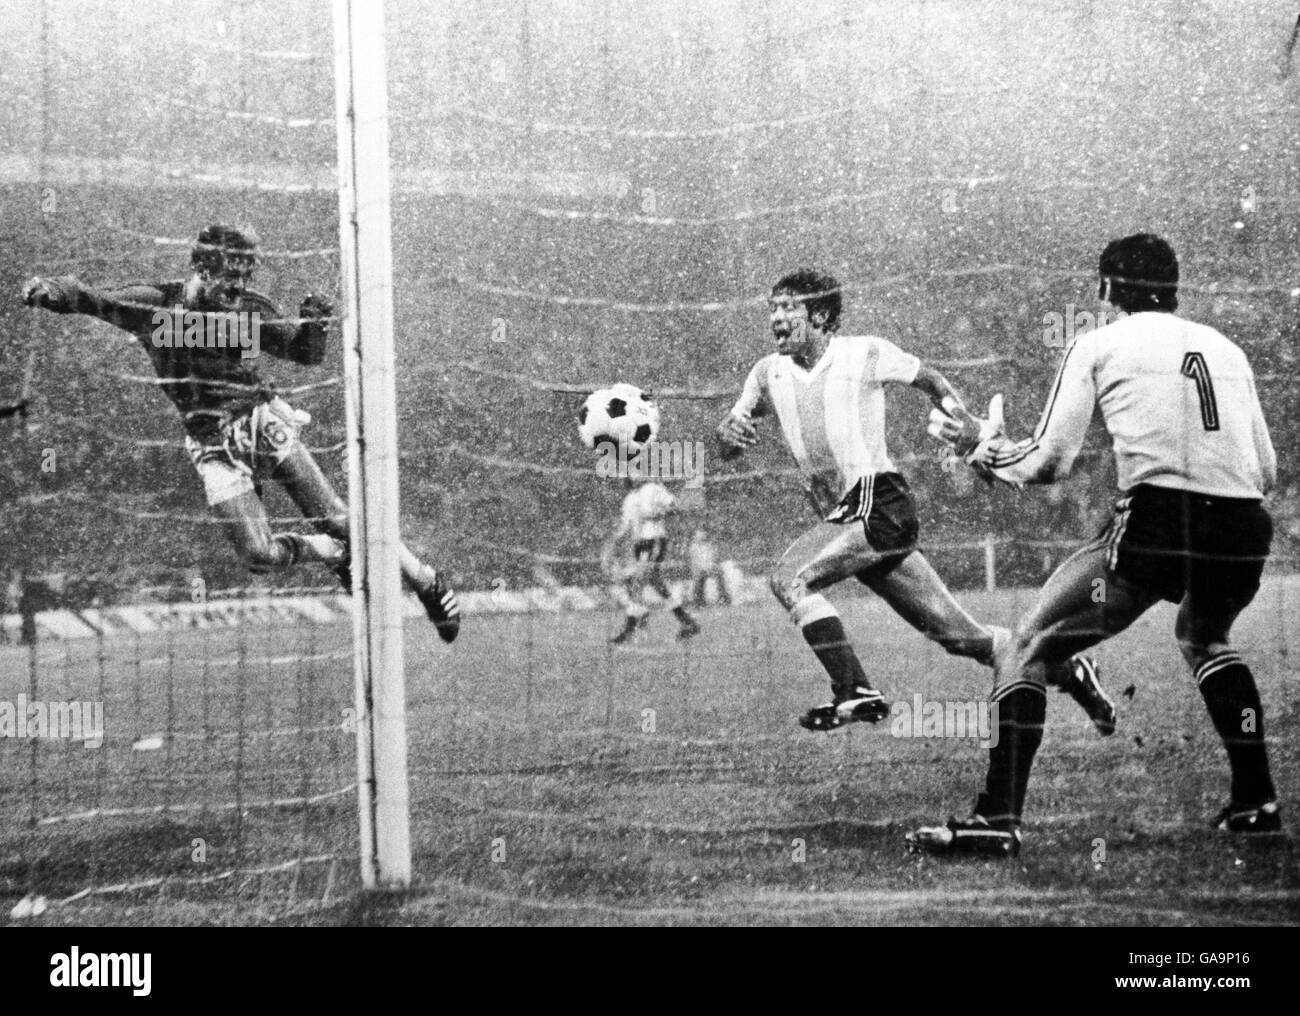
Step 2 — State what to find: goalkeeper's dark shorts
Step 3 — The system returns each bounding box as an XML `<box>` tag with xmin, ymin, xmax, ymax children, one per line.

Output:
<box><xmin>1103</xmin><ymin>484</ymin><xmax>1272</xmax><ymax>610</ymax></box>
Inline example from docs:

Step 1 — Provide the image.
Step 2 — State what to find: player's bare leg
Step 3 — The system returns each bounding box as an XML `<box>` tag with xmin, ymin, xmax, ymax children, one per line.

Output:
<box><xmin>859</xmin><ymin>550</ymin><xmax>996</xmax><ymax>663</ymax></box>
<box><xmin>862</xmin><ymin>543</ymin><xmax>1117</xmax><ymax>731</ymax></box>
<box><xmin>1174</xmin><ymin>596</ymin><xmax>1279</xmax><ymax>832</ymax></box>
<box><xmin>770</xmin><ymin>521</ymin><xmax>894</xmax><ymax>730</ymax></box>
<box><xmin>210</xmin><ymin>490</ymin><xmax>347</xmax><ymax>573</ymax></box>
<box><xmin>270</xmin><ymin>443</ymin><xmax>460</xmax><ymax>641</ymax></box>
<box><xmin>609</xmin><ymin>571</ymin><xmax>651</xmax><ymax>645</ymax></box>
<box><xmin>998</xmin><ymin>543</ymin><xmax>1155</xmax><ymax>688</ymax></box>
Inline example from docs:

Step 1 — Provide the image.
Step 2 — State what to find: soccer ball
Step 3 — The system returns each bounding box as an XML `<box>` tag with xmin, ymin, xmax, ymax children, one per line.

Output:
<box><xmin>577</xmin><ymin>383</ymin><xmax>660</xmax><ymax>453</ymax></box>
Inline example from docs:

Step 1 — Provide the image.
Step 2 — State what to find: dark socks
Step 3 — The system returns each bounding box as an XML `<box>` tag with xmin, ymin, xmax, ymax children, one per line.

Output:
<box><xmin>800</xmin><ymin>616</ymin><xmax>870</xmax><ymax>700</ymax></box>
<box><xmin>975</xmin><ymin>682</ymin><xmax>1047</xmax><ymax>826</ymax></box>
<box><xmin>1196</xmin><ymin>652</ymin><xmax>1276</xmax><ymax>805</ymax></box>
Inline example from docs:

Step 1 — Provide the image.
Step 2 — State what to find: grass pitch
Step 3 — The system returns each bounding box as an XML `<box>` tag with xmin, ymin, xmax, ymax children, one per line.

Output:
<box><xmin>2</xmin><ymin>581</ymin><xmax>1298</xmax><ymax>926</ymax></box>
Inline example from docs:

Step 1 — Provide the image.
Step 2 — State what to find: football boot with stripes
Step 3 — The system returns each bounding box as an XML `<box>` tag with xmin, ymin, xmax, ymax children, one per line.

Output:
<box><xmin>907</xmin><ymin>814</ymin><xmax>1022</xmax><ymax>858</ymax></box>
<box><xmin>799</xmin><ymin>686</ymin><xmax>889</xmax><ymax>732</ymax></box>
<box><xmin>1213</xmin><ymin>800</ymin><xmax>1283</xmax><ymax>836</ymax></box>
<box><xmin>1061</xmin><ymin>655</ymin><xmax>1116</xmax><ymax>736</ymax></box>
<box><xmin>415</xmin><ymin>566</ymin><xmax>461</xmax><ymax>643</ymax></box>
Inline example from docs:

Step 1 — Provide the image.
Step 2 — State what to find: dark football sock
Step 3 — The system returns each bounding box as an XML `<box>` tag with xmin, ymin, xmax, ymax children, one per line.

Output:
<box><xmin>1196</xmin><ymin>653</ymin><xmax>1276</xmax><ymax>805</ymax></box>
<box><xmin>672</xmin><ymin>605</ymin><xmax>696</xmax><ymax>625</ymax></box>
<box><xmin>974</xmin><ymin>682</ymin><xmax>1047</xmax><ymax>825</ymax></box>
<box><xmin>800</xmin><ymin>616</ymin><xmax>871</xmax><ymax>700</ymax></box>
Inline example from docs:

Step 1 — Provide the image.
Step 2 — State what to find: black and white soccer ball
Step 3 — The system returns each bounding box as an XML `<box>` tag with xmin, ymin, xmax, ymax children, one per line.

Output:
<box><xmin>577</xmin><ymin>383</ymin><xmax>661</xmax><ymax>454</ymax></box>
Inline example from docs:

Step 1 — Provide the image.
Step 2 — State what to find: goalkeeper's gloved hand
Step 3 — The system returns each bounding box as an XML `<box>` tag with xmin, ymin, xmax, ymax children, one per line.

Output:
<box><xmin>927</xmin><ymin>394</ymin><xmax>1005</xmax><ymax>460</ymax></box>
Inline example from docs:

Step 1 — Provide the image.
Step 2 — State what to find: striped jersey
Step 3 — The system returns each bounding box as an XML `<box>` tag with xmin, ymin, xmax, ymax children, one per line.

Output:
<box><xmin>622</xmin><ymin>482</ymin><xmax>676</xmax><ymax>541</ymax></box>
<box><xmin>730</xmin><ymin>335</ymin><xmax>921</xmax><ymax>498</ymax></box>
<box><xmin>988</xmin><ymin>312</ymin><xmax>1276</xmax><ymax>499</ymax></box>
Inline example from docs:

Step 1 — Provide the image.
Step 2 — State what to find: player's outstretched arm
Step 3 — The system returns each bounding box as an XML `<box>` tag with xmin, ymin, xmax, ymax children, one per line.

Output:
<box><xmin>912</xmin><ymin>361</ymin><xmax>1017</xmax><ymax>451</ymax></box>
<box><xmin>22</xmin><ymin>276</ymin><xmax>165</xmax><ymax>333</ymax></box>
<box><xmin>248</xmin><ymin>291</ymin><xmax>332</xmax><ymax>366</ymax></box>
<box><xmin>716</xmin><ymin>410</ymin><xmax>758</xmax><ymax>461</ymax></box>
<box><xmin>909</xmin><ymin>363</ymin><xmax>970</xmax><ymax>417</ymax></box>
<box><xmin>718</xmin><ymin>359</ymin><xmax>769</xmax><ymax>461</ymax></box>
<box><xmin>287</xmin><ymin>293</ymin><xmax>333</xmax><ymax>365</ymax></box>
<box><xmin>932</xmin><ymin>337</ymin><xmax>1098</xmax><ymax>487</ymax></box>
<box><xmin>22</xmin><ymin>276</ymin><xmax>75</xmax><ymax>313</ymax></box>
<box><xmin>911</xmin><ymin>362</ymin><xmax>1007</xmax><ymax>468</ymax></box>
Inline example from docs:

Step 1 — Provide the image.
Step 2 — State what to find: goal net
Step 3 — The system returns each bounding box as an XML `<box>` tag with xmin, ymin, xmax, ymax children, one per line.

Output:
<box><xmin>1</xmin><ymin>0</ymin><xmax>1296</xmax><ymax>924</ymax></box>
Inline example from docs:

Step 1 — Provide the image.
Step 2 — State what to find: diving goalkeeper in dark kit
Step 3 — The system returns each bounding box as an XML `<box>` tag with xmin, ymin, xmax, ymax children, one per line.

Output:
<box><xmin>21</xmin><ymin>224</ymin><xmax>459</xmax><ymax>641</ymax></box>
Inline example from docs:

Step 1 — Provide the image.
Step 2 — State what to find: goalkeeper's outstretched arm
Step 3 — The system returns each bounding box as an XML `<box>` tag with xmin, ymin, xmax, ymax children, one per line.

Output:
<box><xmin>939</xmin><ymin>338</ymin><xmax>1098</xmax><ymax>487</ymax></box>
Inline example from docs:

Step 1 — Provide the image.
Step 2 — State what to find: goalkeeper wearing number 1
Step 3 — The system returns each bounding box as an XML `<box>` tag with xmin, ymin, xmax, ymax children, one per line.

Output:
<box><xmin>21</xmin><ymin>224</ymin><xmax>459</xmax><ymax>642</ymax></box>
<box><xmin>912</xmin><ymin>233</ymin><xmax>1280</xmax><ymax>856</ymax></box>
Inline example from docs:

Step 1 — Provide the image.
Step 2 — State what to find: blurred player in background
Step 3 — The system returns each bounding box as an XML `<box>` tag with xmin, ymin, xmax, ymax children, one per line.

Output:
<box><xmin>20</xmin><ymin>224</ymin><xmax>459</xmax><ymax>642</ymax></box>
<box><xmin>913</xmin><ymin>234</ymin><xmax>1279</xmax><ymax>856</ymax></box>
<box><xmin>687</xmin><ymin>527</ymin><xmax>732</xmax><ymax>607</ymax></box>
<box><xmin>718</xmin><ymin>268</ymin><xmax>1108</xmax><ymax>732</ymax></box>
<box><xmin>603</xmin><ymin>479</ymin><xmax>701</xmax><ymax>644</ymax></box>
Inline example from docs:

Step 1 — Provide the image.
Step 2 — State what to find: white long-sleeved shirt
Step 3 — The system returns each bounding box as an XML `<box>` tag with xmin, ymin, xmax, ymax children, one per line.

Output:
<box><xmin>986</xmin><ymin>312</ymin><xmax>1275</xmax><ymax>499</ymax></box>
<box><xmin>730</xmin><ymin>335</ymin><xmax>921</xmax><ymax>498</ymax></box>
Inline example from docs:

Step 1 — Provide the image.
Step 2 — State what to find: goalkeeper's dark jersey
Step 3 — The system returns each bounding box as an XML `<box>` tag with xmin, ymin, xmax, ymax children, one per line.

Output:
<box><xmin>43</xmin><ymin>278</ymin><xmax>326</xmax><ymax>444</ymax></box>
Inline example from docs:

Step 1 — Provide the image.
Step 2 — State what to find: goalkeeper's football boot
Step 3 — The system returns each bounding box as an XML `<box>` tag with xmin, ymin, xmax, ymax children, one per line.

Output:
<box><xmin>1060</xmin><ymin>655</ymin><xmax>1116</xmax><ymax>736</ymax></box>
<box><xmin>1212</xmin><ymin>799</ymin><xmax>1283</xmax><ymax>836</ymax></box>
<box><xmin>799</xmin><ymin>686</ymin><xmax>889</xmax><ymax>732</ymax></box>
<box><xmin>676</xmin><ymin>617</ymin><xmax>702</xmax><ymax>641</ymax></box>
<box><xmin>414</xmin><ymin>566</ymin><xmax>461</xmax><ymax>643</ymax></box>
<box><xmin>907</xmin><ymin>814</ymin><xmax>1022</xmax><ymax>858</ymax></box>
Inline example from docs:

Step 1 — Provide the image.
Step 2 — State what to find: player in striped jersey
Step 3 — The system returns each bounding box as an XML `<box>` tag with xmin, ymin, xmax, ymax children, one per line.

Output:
<box><xmin>603</xmin><ymin>480</ymin><xmax>701</xmax><ymax>644</ymax></box>
<box><xmin>913</xmin><ymin>234</ymin><xmax>1280</xmax><ymax>856</ymax></box>
<box><xmin>717</xmin><ymin>269</ymin><xmax>1107</xmax><ymax>733</ymax></box>
<box><xmin>21</xmin><ymin>225</ymin><xmax>460</xmax><ymax>642</ymax></box>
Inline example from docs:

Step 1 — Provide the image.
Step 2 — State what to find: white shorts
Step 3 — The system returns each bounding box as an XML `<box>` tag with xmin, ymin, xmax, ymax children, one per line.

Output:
<box><xmin>184</xmin><ymin>398</ymin><xmax>311</xmax><ymax>507</ymax></box>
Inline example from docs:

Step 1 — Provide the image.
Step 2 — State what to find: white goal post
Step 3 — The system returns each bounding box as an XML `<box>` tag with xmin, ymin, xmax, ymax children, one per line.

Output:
<box><xmin>332</xmin><ymin>0</ymin><xmax>412</xmax><ymax>889</ymax></box>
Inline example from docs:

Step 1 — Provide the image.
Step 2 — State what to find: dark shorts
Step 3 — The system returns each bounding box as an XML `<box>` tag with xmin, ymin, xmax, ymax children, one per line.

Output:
<box><xmin>827</xmin><ymin>472</ymin><xmax>920</xmax><ymax>553</ymax></box>
<box><xmin>1104</xmin><ymin>484</ymin><xmax>1272</xmax><ymax>610</ymax></box>
<box><xmin>633</xmin><ymin>538</ymin><xmax>668</xmax><ymax>564</ymax></box>
<box><xmin>824</xmin><ymin>473</ymin><xmax>920</xmax><ymax>584</ymax></box>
